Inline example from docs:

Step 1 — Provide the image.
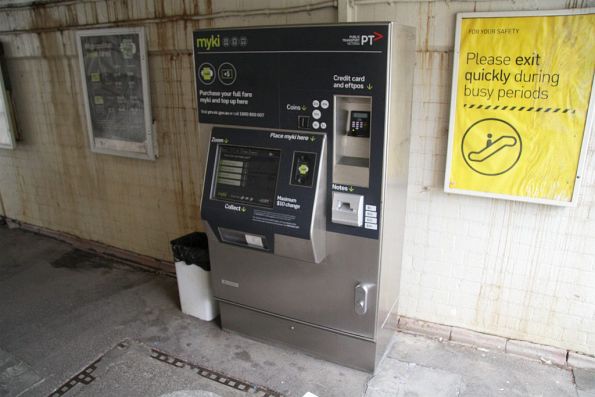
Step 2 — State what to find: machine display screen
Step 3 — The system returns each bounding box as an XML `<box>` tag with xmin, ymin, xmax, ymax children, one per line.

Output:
<box><xmin>212</xmin><ymin>145</ymin><xmax>281</xmax><ymax>208</ymax></box>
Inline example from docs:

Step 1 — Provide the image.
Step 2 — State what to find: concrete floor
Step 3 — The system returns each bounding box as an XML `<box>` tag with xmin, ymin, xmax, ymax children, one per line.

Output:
<box><xmin>0</xmin><ymin>225</ymin><xmax>593</xmax><ymax>397</ymax></box>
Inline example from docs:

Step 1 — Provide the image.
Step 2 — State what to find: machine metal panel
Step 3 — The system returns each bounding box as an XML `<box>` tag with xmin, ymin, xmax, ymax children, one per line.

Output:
<box><xmin>194</xmin><ymin>23</ymin><xmax>415</xmax><ymax>372</ymax></box>
<box><xmin>375</xmin><ymin>24</ymin><xmax>416</xmax><ymax>364</ymax></box>
<box><xmin>207</xmin><ymin>225</ymin><xmax>380</xmax><ymax>338</ymax></box>
<box><xmin>219</xmin><ymin>302</ymin><xmax>377</xmax><ymax>372</ymax></box>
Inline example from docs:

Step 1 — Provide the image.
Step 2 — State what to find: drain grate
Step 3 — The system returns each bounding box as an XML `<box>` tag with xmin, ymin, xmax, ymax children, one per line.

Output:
<box><xmin>151</xmin><ymin>348</ymin><xmax>282</xmax><ymax>397</ymax></box>
<box><xmin>47</xmin><ymin>340</ymin><xmax>283</xmax><ymax>397</ymax></box>
<box><xmin>48</xmin><ymin>358</ymin><xmax>101</xmax><ymax>396</ymax></box>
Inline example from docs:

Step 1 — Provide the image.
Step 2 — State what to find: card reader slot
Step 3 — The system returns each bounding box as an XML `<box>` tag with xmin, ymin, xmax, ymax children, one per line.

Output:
<box><xmin>333</xmin><ymin>95</ymin><xmax>372</xmax><ymax>187</ymax></box>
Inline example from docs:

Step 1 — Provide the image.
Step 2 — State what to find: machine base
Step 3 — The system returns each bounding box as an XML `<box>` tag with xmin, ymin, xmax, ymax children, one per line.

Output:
<box><xmin>219</xmin><ymin>301</ymin><xmax>378</xmax><ymax>372</ymax></box>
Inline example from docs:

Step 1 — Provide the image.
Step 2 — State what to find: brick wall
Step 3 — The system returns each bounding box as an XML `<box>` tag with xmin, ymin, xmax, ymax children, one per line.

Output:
<box><xmin>354</xmin><ymin>0</ymin><xmax>595</xmax><ymax>355</ymax></box>
<box><xmin>0</xmin><ymin>0</ymin><xmax>593</xmax><ymax>356</ymax></box>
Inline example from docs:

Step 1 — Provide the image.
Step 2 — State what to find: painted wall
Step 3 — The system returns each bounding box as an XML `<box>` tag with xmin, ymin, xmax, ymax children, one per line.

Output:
<box><xmin>0</xmin><ymin>0</ymin><xmax>593</xmax><ymax>356</ymax></box>
<box><xmin>351</xmin><ymin>0</ymin><xmax>595</xmax><ymax>355</ymax></box>
<box><xmin>0</xmin><ymin>0</ymin><xmax>337</xmax><ymax>260</ymax></box>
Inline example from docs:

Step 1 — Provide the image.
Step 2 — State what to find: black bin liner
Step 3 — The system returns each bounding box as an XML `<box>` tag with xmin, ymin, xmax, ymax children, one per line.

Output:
<box><xmin>170</xmin><ymin>232</ymin><xmax>210</xmax><ymax>271</ymax></box>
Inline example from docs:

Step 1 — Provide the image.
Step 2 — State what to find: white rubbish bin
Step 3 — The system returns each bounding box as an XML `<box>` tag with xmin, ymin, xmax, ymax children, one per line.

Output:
<box><xmin>171</xmin><ymin>232</ymin><xmax>219</xmax><ymax>321</ymax></box>
<box><xmin>175</xmin><ymin>261</ymin><xmax>218</xmax><ymax>321</ymax></box>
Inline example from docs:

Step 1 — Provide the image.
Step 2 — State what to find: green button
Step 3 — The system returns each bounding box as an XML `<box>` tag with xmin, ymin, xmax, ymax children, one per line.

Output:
<box><xmin>298</xmin><ymin>164</ymin><xmax>309</xmax><ymax>175</ymax></box>
<box><xmin>200</xmin><ymin>66</ymin><xmax>214</xmax><ymax>82</ymax></box>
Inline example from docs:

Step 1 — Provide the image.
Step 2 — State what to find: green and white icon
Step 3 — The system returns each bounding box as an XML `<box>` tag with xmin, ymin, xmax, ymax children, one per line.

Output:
<box><xmin>198</xmin><ymin>62</ymin><xmax>215</xmax><ymax>85</ymax></box>
<box><xmin>201</xmin><ymin>67</ymin><xmax>213</xmax><ymax>80</ymax></box>
<box><xmin>298</xmin><ymin>164</ymin><xmax>310</xmax><ymax>175</ymax></box>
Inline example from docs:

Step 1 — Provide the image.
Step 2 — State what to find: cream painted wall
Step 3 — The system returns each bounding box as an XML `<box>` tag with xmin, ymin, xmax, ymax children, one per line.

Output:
<box><xmin>0</xmin><ymin>0</ymin><xmax>336</xmax><ymax>260</ymax></box>
<box><xmin>0</xmin><ymin>0</ymin><xmax>593</xmax><ymax>356</ymax></box>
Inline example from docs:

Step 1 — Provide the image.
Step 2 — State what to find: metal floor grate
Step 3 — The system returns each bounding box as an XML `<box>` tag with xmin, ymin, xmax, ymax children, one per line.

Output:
<box><xmin>151</xmin><ymin>348</ymin><xmax>283</xmax><ymax>397</ymax></box>
<box><xmin>48</xmin><ymin>340</ymin><xmax>283</xmax><ymax>397</ymax></box>
<box><xmin>48</xmin><ymin>358</ymin><xmax>101</xmax><ymax>397</ymax></box>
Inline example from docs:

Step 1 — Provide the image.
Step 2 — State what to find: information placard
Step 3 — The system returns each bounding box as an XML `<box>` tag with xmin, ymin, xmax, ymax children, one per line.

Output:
<box><xmin>76</xmin><ymin>28</ymin><xmax>155</xmax><ymax>160</ymax></box>
<box><xmin>445</xmin><ymin>10</ymin><xmax>595</xmax><ymax>206</ymax></box>
<box><xmin>0</xmin><ymin>43</ymin><xmax>16</xmax><ymax>150</ymax></box>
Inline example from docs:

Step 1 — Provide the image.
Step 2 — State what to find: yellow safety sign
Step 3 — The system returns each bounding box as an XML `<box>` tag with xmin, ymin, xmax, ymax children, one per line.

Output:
<box><xmin>446</xmin><ymin>12</ymin><xmax>595</xmax><ymax>204</ymax></box>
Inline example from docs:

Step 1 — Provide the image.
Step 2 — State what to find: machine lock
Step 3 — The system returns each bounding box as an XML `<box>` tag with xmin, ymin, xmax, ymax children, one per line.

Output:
<box><xmin>355</xmin><ymin>283</ymin><xmax>373</xmax><ymax>315</ymax></box>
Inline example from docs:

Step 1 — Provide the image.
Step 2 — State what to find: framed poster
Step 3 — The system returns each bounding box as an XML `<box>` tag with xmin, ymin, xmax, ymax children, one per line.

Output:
<box><xmin>0</xmin><ymin>43</ymin><xmax>17</xmax><ymax>150</ymax></box>
<box><xmin>76</xmin><ymin>27</ymin><xmax>155</xmax><ymax>160</ymax></box>
<box><xmin>444</xmin><ymin>9</ymin><xmax>595</xmax><ymax>206</ymax></box>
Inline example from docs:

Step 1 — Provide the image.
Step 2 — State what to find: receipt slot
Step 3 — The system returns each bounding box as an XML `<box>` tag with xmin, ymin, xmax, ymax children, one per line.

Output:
<box><xmin>194</xmin><ymin>24</ymin><xmax>415</xmax><ymax>371</ymax></box>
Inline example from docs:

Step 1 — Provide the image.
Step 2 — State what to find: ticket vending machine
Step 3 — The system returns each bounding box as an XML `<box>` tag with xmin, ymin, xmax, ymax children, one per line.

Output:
<box><xmin>194</xmin><ymin>23</ymin><xmax>415</xmax><ymax>371</ymax></box>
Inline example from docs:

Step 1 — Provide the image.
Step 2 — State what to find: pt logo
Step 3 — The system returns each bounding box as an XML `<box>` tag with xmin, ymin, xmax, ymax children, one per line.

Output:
<box><xmin>361</xmin><ymin>32</ymin><xmax>384</xmax><ymax>45</ymax></box>
<box><xmin>461</xmin><ymin>118</ymin><xmax>522</xmax><ymax>176</ymax></box>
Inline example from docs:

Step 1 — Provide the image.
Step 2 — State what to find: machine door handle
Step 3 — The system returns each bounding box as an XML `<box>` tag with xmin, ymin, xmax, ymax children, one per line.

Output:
<box><xmin>355</xmin><ymin>283</ymin><xmax>374</xmax><ymax>315</ymax></box>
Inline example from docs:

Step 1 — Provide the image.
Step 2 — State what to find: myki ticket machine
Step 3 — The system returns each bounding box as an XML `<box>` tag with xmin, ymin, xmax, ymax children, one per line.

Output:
<box><xmin>194</xmin><ymin>23</ymin><xmax>415</xmax><ymax>371</ymax></box>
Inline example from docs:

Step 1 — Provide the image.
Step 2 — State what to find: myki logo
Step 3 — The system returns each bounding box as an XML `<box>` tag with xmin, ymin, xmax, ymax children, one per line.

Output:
<box><xmin>361</xmin><ymin>32</ymin><xmax>384</xmax><ymax>45</ymax></box>
<box><xmin>196</xmin><ymin>34</ymin><xmax>220</xmax><ymax>50</ymax></box>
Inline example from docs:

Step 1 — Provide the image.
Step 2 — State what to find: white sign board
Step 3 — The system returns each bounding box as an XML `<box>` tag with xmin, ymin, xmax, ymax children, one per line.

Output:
<box><xmin>76</xmin><ymin>27</ymin><xmax>155</xmax><ymax>160</ymax></box>
<box><xmin>0</xmin><ymin>58</ymin><xmax>16</xmax><ymax>150</ymax></box>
